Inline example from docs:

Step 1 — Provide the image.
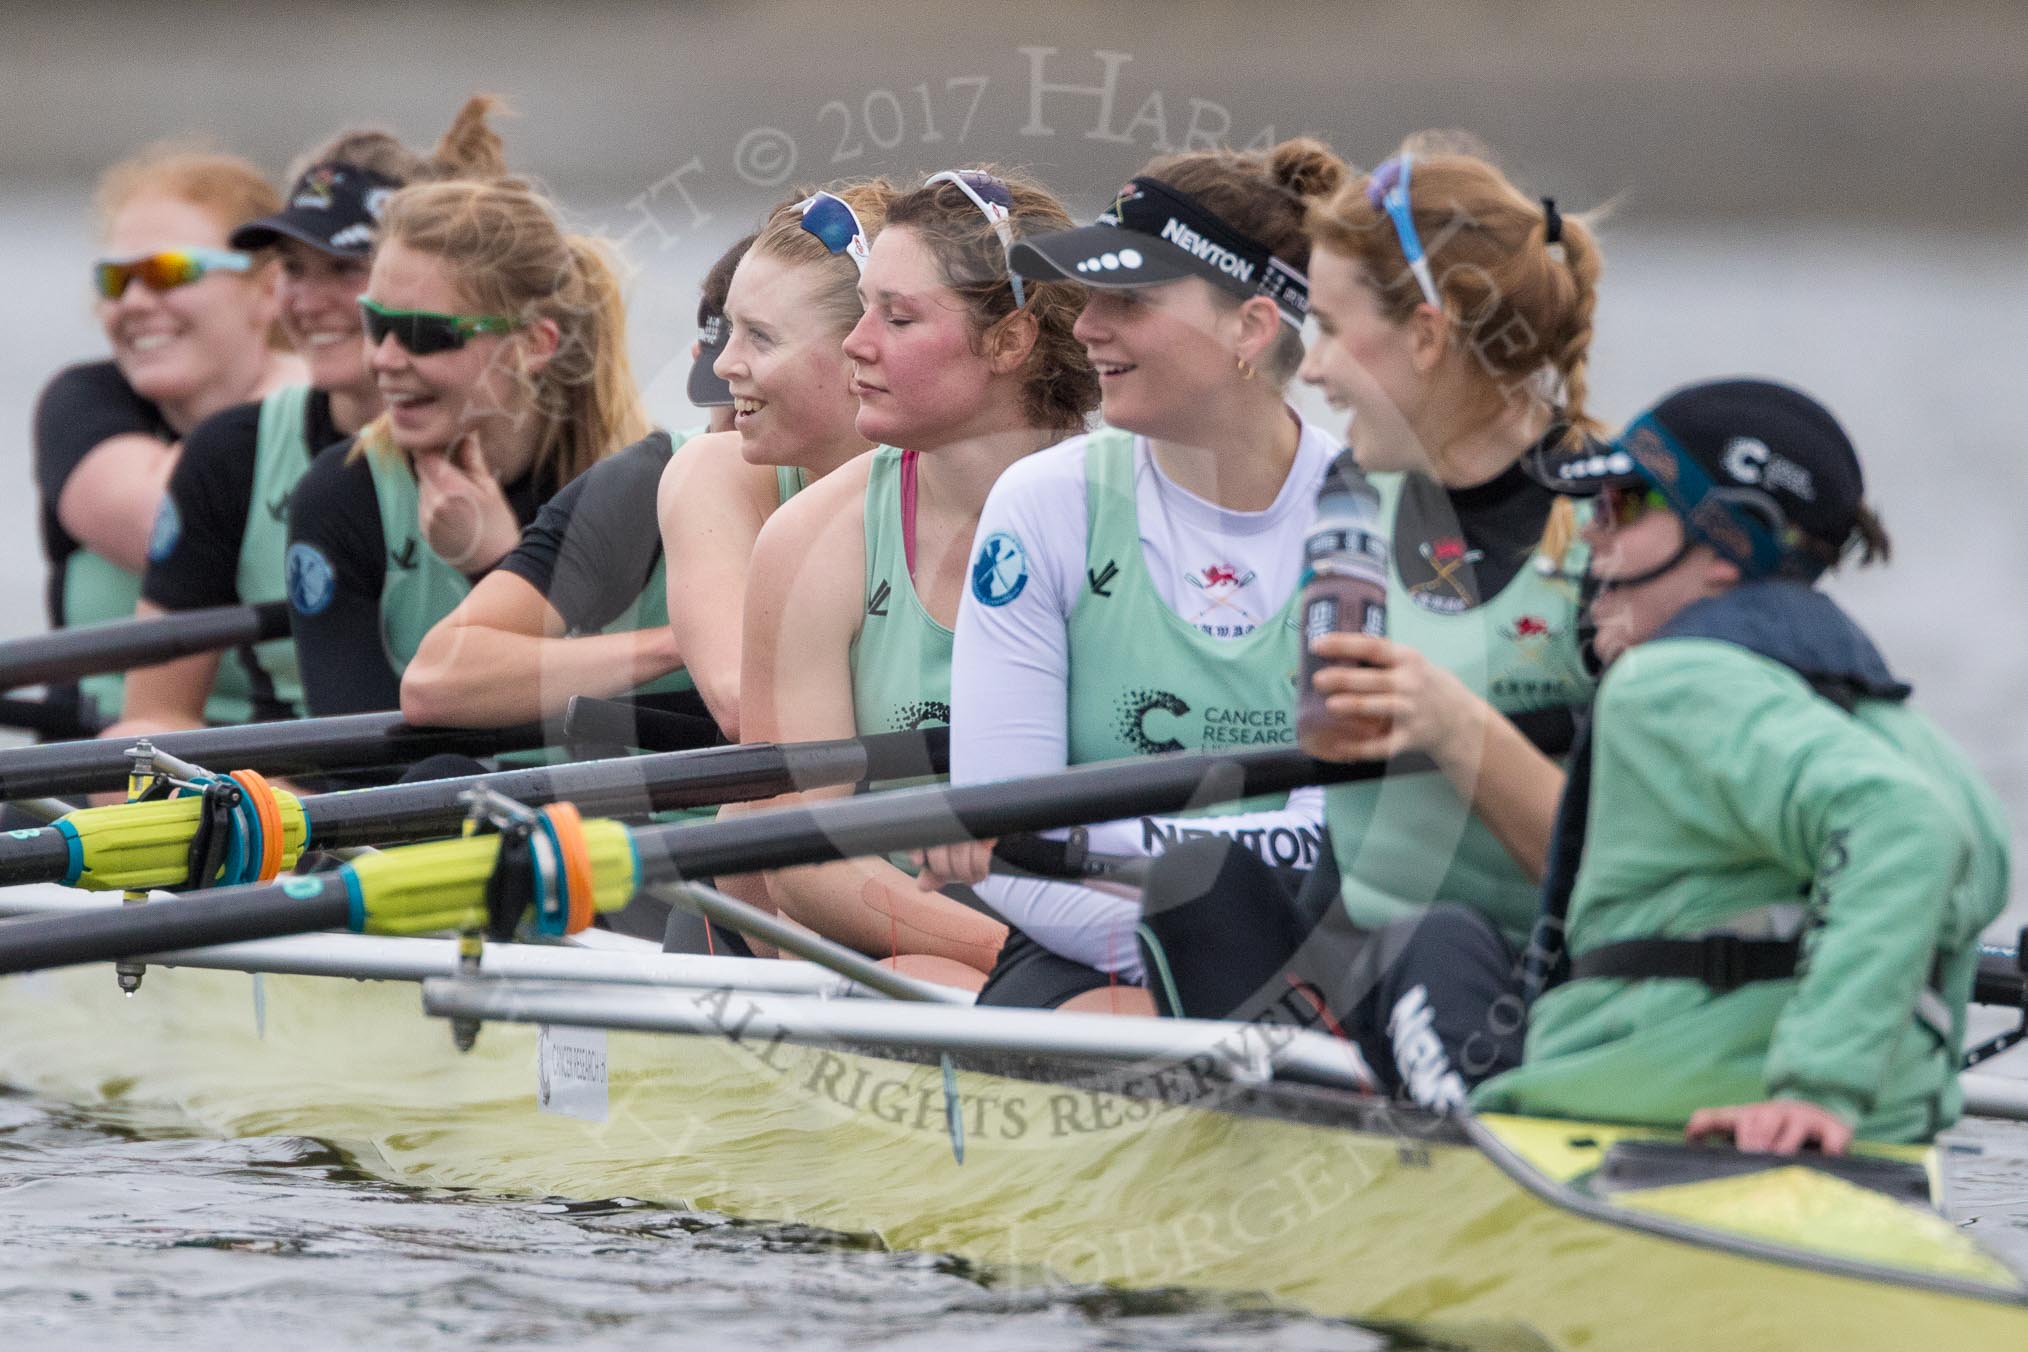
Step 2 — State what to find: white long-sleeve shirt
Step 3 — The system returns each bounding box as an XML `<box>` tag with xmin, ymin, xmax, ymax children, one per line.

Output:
<box><xmin>949</xmin><ymin>418</ymin><xmax>1339</xmax><ymax>977</ymax></box>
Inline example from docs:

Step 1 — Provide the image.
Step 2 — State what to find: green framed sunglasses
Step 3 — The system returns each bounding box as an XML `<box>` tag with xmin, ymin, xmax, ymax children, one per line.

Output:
<box><xmin>358</xmin><ymin>296</ymin><xmax>519</xmax><ymax>355</ymax></box>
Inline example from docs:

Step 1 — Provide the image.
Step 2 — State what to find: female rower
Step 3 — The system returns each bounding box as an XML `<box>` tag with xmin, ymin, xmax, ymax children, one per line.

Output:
<box><xmin>654</xmin><ymin>181</ymin><xmax>900</xmax><ymax>741</ymax></box>
<box><xmin>111</xmin><ymin>97</ymin><xmax>505</xmax><ymax>738</ymax></box>
<box><xmin>284</xmin><ymin>173</ymin><xmax>648</xmax><ymax>717</ymax></box>
<box><xmin>1136</xmin><ymin>141</ymin><xmax>1607</xmax><ymax>1103</ymax></box>
<box><xmin>399</xmin><ymin>228</ymin><xmax>751</xmax><ymax>730</ymax></box>
<box><xmin>739</xmin><ymin>169</ymin><xmax>1098</xmax><ymax>989</ymax></box>
<box><xmin>1473</xmin><ymin>379</ymin><xmax>2008</xmax><ymax>1152</ymax></box>
<box><xmin>937</xmin><ymin>140</ymin><xmax>1349</xmax><ymax>1012</ymax></box>
<box><xmin>33</xmin><ymin>146</ymin><xmax>300</xmax><ymax>732</ymax></box>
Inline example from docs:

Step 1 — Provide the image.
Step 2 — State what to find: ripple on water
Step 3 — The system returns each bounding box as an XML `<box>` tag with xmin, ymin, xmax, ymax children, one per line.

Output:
<box><xmin>0</xmin><ymin>1089</ymin><xmax>1407</xmax><ymax>1351</ymax></box>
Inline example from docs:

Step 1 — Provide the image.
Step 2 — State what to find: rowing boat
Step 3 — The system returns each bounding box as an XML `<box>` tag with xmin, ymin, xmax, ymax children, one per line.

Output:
<box><xmin>0</xmin><ymin>888</ymin><xmax>2022</xmax><ymax>1350</ymax></box>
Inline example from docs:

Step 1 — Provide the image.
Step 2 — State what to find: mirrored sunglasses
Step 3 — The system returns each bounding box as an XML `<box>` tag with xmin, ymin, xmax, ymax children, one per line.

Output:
<box><xmin>94</xmin><ymin>247</ymin><xmax>253</xmax><ymax>300</ymax></box>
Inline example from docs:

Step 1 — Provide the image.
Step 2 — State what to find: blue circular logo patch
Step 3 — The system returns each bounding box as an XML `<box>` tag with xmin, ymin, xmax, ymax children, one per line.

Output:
<box><xmin>286</xmin><ymin>541</ymin><xmax>337</xmax><ymax>617</ymax></box>
<box><xmin>280</xmin><ymin>876</ymin><xmax>324</xmax><ymax>899</ymax></box>
<box><xmin>970</xmin><ymin>531</ymin><xmax>1029</xmax><ymax>608</ymax></box>
<box><xmin>147</xmin><ymin>498</ymin><xmax>181</xmax><ymax>563</ymax></box>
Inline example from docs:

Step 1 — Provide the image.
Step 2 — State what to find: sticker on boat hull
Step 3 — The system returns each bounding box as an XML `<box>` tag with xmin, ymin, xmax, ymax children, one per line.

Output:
<box><xmin>536</xmin><ymin>1023</ymin><xmax>608</xmax><ymax>1122</ymax></box>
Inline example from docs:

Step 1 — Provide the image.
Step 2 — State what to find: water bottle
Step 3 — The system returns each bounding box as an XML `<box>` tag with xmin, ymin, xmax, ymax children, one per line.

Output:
<box><xmin>1297</xmin><ymin>452</ymin><xmax>1389</xmax><ymax>748</ymax></box>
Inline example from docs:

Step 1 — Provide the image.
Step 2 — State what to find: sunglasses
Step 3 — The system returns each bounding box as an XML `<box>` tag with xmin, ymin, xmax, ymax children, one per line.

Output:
<box><xmin>923</xmin><ymin>170</ymin><xmax>1026</xmax><ymax>308</ymax></box>
<box><xmin>797</xmin><ymin>192</ymin><xmax>871</xmax><ymax>273</ymax></box>
<box><xmin>1597</xmin><ymin>484</ymin><xmax>1673</xmax><ymax>529</ymax></box>
<box><xmin>94</xmin><ymin>247</ymin><xmax>252</xmax><ymax>301</ymax></box>
<box><xmin>358</xmin><ymin>296</ymin><xmax>518</xmax><ymax>355</ymax></box>
<box><xmin>1364</xmin><ymin>155</ymin><xmax>1442</xmax><ymax>310</ymax></box>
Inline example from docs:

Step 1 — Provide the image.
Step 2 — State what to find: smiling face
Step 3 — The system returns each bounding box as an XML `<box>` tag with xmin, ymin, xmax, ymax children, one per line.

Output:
<box><xmin>1070</xmin><ymin>275</ymin><xmax>1246</xmax><ymax>443</ymax></box>
<box><xmin>842</xmin><ymin>225</ymin><xmax>1006</xmax><ymax>450</ymax></box>
<box><xmin>1298</xmin><ymin>244</ymin><xmax>1432</xmax><ymax>473</ymax></box>
<box><xmin>1581</xmin><ymin>494</ymin><xmax>1738</xmax><ymax>665</ymax></box>
<box><xmin>278</xmin><ymin>239</ymin><xmax>373</xmax><ymax>395</ymax></box>
<box><xmin>96</xmin><ymin>192</ymin><xmax>278</xmax><ymax>423</ymax></box>
<box><xmin>714</xmin><ymin>251</ymin><xmax>864</xmax><ymax>468</ymax></box>
<box><xmin>363</xmin><ymin>238</ymin><xmax>529</xmax><ymax>465</ymax></box>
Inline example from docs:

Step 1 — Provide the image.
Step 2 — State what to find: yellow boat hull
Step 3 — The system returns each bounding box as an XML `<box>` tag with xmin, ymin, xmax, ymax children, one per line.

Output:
<box><xmin>1</xmin><ymin>963</ymin><xmax>2023</xmax><ymax>1350</ymax></box>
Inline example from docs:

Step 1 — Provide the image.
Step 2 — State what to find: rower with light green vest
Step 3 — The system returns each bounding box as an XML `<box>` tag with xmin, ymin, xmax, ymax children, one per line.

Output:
<box><xmin>652</xmin><ymin>181</ymin><xmax>905</xmax><ymax>959</ymax></box>
<box><xmin>112</xmin><ymin>100</ymin><xmax>506</xmax><ymax>741</ymax></box>
<box><xmin>285</xmin><ymin>171</ymin><xmax>649</xmax><ymax>717</ymax></box>
<box><xmin>938</xmin><ymin>140</ymin><xmax>1351</xmax><ymax>1013</ymax></box>
<box><xmin>1470</xmin><ymin>379</ymin><xmax>2010</xmax><ymax>1153</ymax></box>
<box><xmin>33</xmin><ymin>145</ymin><xmax>299</xmax><ymax>735</ymax></box>
<box><xmin>402</xmin><ymin>226</ymin><xmax>772</xmax><ymax>734</ymax></box>
<box><xmin>1134</xmin><ymin>140</ymin><xmax>1608</xmax><ymax>1108</ymax></box>
<box><xmin>740</xmin><ymin>169</ymin><xmax>1095</xmax><ymax>991</ymax></box>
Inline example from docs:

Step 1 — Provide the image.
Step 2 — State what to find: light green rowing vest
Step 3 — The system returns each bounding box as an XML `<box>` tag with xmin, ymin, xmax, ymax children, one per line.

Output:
<box><xmin>1064</xmin><ymin>429</ymin><xmax>1302</xmax><ymax>817</ymax></box>
<box><xmin>1326</xmin><ymin>472</ymin><xmax>1594</xmax><ymax>942</ymax></box>
<box><xmin>366</xmin><ymin>450</ymin><xmax>479</xmax><ymax>679</ymax></box>
<box><xmin>201</xmin><ymin>382</ymin><xmax>316</xmax><ymax>722</ymax></box>
<box><xmin>66</xmin><ymin>551</ymin><xmax>142</xmax><ymax>726</ymax></box>
<box><xmin>849</xmin><ymin>447</ymin><xmax>951</xmax><ymax>734</ymax></box>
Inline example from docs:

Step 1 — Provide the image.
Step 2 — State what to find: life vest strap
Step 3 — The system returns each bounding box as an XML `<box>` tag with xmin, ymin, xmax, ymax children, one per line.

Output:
<box><xmin>1568</xmin><ymin>932</ymin><xmax>1954</xmax><ymax>1041</ymax></box>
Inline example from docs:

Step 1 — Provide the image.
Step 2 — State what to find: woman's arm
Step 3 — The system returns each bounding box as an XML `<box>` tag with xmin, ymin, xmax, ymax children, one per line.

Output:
<box><xmin>1304</xmin><ymin>632</ymin><xmax>1565</xmax><ymax>881</ymax></box>
<box><xmin>54</xmin><ymin>436</ymin><xmax>180</xmax><ymax>573</ymax></box>
<box><xmin>658</xmin><ymin>432</ymin><xmax>766</xmax><ymax>740</ymax></box>
<box><xmin>35</xmin><ymin>363</ymin><xmax>178</xmax><ymax>575</ymax></box>
<box><xmin>401</xmin><ymin>571</ymin><xmax>681</xmax><ymax>726</ymax></box>
<box><xmin>741</xmin><ymin>467</ymin><xmax>1007</xmax><ymax>975</ymax></box>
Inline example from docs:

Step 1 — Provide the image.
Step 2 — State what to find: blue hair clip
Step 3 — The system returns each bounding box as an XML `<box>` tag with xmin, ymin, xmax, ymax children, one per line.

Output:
<box><xmin>1368</xmin><ymin>154</ymin><xmax>1442</xmax><ymax>310</ymax></box>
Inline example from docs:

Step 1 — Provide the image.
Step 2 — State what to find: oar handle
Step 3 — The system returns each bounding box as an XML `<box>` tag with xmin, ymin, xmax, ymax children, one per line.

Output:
<box><xmin>1974</xmin><ymin>940</ymin><xmax>2025</xmax><ymax>1010</ymax></box>
<box><xmin>0</xmin><ymin>602</ymin><xmax>289</xmax><ymax>691</ymax></box>
<box><xmin>561</xmin><ymin>696</ymin><xmax>723</xmax><ymax>753</ymax></box>
<box><xmin>0</xmin><ymin>712</ymin><xmax>550</xmax><ymax>802</ymax></box>
<box><xmin>633</xmin><ymin>746</ymin><xmax>1415</xmax><ymax>882</ymax></box>
<box><xmin>0</xmin><ymin>883</ymin><xmax>350</xmax><ymax>974</ymax></box>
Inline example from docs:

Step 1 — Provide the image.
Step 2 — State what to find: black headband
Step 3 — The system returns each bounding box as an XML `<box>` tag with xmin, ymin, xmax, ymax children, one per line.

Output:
<box><xmin>1008</xmin><ymin>175</ymin><xmax>1310</xmax><ymax>326</ymax></box>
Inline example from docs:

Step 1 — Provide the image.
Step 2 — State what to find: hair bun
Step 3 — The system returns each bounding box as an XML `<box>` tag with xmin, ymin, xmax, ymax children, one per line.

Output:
<box><xmin>1268</xmin><ymin>137</ymin><xmax>1347</xmax><ymax>202</ymax></box>
<box><xmin>431</xmin><ymin>94</ymin><xmax>510</xmax><ymax>180</ymax></box>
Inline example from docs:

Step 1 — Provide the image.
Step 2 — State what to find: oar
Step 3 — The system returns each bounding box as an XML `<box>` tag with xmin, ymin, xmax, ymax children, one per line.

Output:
<box><xmin>0</xmin><ymin>710</ymin><xmax>552</xmax><ymax>802</ymax></box>
<box><xmin>0</xmin><ymin>694</ymin><xmax>103</xmax><ymax>740</ymax></box>
<box><xmin>0</xmin><ymin>726</ymin><xmax>948</xmax><ymax>891</ymax></box>
<box><xmin>0</xmin><ymin>744</ymin><xmax>1405</xmax><ymax>972</ymax></box>
<box><xmin>0</xmin><ymin>602</ymin><xmax>290</xmax><ymax>691</ymax></box>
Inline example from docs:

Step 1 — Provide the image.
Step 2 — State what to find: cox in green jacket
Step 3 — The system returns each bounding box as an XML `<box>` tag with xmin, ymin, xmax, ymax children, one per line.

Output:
<box><xmin>1472</xmin><ymin>584</ymin><xmax>2010</xmax><ymax>1142</ymax></box>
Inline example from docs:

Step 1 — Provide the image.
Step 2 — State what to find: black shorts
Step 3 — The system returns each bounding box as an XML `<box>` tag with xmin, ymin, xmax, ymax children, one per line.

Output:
<box><xmin>1140</xmin><ymin>834</ymin><xmax>1525</xmax><ymax>1101</ymax></box>
<box><xmin>975</xmin><ymin>925</ymin><xmax>1120</xmax><ymax>1009</ymax></box>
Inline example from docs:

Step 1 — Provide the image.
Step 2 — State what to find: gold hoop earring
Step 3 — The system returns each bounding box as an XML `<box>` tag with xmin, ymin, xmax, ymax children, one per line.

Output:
<box><xmin>1236</xmin><ymin>355</ymin><xmax>1257</xmax><ymax>382</ymax></box>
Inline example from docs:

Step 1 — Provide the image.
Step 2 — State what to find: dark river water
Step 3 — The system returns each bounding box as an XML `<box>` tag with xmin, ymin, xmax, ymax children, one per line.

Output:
<box><xmin>0</xmin><ymin>1088</ymin><xmax>1417</xmax><ymax>1351</ymax></box>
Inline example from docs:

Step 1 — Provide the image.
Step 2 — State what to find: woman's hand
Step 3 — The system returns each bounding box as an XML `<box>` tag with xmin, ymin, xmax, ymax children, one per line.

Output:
<box><xmin>912</xmin><ymin>839</ymin><xmax>997</xmax><ymax>892</ymax></box>
<box><xmin>416</xmin><ymin>434</ymin><xmax>522</xmax><ymax>573</ymax></box>
<box><xmin>1686</xmin><ymin>1099</ymin><xmax>1854</xmax><ymax>1155</ymax></box>
<box><xmin>1302</xmin><ymin>633</ymin><xmax>1483</xmax><ymax>766</ymax></box>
